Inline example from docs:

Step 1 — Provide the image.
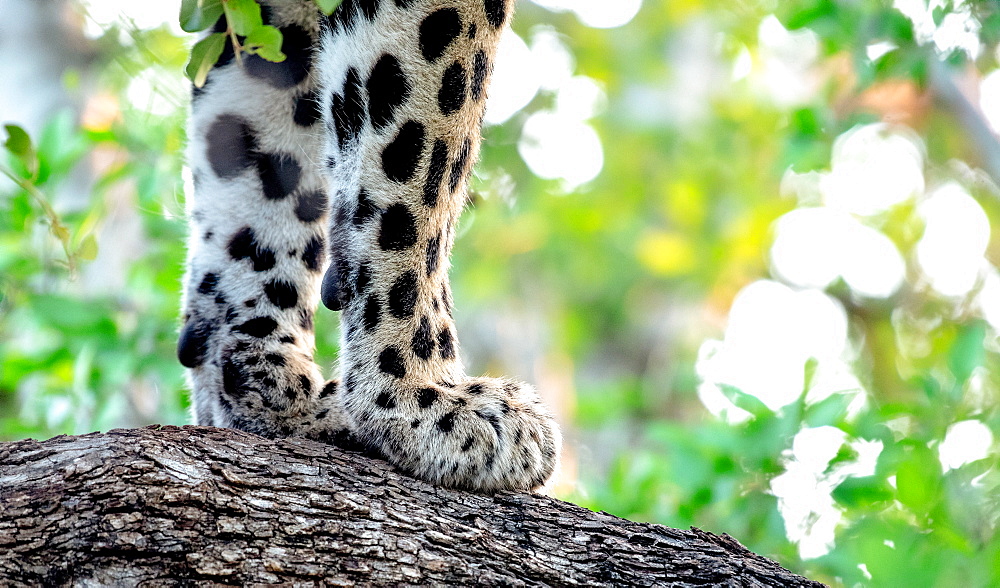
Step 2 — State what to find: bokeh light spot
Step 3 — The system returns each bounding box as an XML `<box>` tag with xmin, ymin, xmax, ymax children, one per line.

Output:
<box><xmin>916</xmin><ymin>182</ymin><xmax>990</xmax><ymax>298</ymax></box>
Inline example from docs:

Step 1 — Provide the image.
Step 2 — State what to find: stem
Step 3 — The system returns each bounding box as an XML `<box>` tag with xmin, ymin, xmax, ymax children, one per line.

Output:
<box><xmin>0</xmin><ymin>165</ymin><xmax>77</xmax><ymax>276</ymax></box>
<box><xmin>221</xmin><ymin>2</ymin><xmax>244</xmax><ymax>67</ymax></box>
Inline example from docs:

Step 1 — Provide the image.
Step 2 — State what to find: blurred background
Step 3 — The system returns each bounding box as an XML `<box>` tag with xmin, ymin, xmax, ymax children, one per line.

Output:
<box><xmin>2</xmin><ymin>0</ymin><xmax>1000</xmax><ymax>585</ymax></box>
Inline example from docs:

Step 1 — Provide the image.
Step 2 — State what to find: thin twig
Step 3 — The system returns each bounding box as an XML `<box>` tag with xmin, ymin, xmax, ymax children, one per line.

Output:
<box><xmin>0</xmin><ymin>166</ymin><xmax>77</xmax><ymax>276</ymax></box>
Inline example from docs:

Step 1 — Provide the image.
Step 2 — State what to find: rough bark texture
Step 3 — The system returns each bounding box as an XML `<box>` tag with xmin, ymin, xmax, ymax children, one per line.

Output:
<box><xmin>0</xmin><ymin>426</ymin><xmax>824</xmax><ymax>587</ymax></box>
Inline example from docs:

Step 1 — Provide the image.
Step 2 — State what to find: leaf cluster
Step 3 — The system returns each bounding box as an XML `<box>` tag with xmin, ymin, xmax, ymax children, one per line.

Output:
<box><xmin>181</xmin><ymin>0</ymin><xmax>345</xmax><ymax>86</ymax></box>
<box><xmin>2</xmin><ymin>123</ymin><xmax>97</xmax><ymax>276</ymax></box>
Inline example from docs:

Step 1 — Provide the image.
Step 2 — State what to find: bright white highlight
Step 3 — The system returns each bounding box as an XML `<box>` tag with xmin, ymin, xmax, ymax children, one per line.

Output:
<box><xmin>939</xmin><ymin>420</ymin><xmax>993</xmax><ymax>471</ymax></box>
<box><xmin>79</xmin><ymin>0</ymin><xmax>182</xmax><ymax>39</ymax></box>
<box><xmin>893</xmin><ymin>0</ymin><xmax>981</xmax><ymax>58</ymax></box>
<box><xmin>518</xmin><ymin>112</ymin><xmax>603</xmax><ymax>188</ymax></box>
<box><xmin>866</xmin><ymin>42</ymin><xmax>897</xmax><ymax>62</ymax></box>
<box><xmin>531</xmin><ymin>0</ymin><xmax>642</xmax><ymax>29</ymax></box>
<box><xmin>732</xmin><ymin>45</ymin><xmax>752</xmax><ymax>81</ymax></box>
<box><xmin>181</xmin><ymin>166</ymin><xmax>196</xmax><ymax>215</ymax></box>
<box><xmin>484</xmin><ymin>30</ymin><xmax>540</xmax><ymax>126</ymax></box>
<box><xmin>771</xmin><ymin>427</ymin><xmax>845</xmax><ymax>560</ymax></box>
<box><xmin>770</xmin><ymin>207</ymin><xmax>906</xmax><ymax>299</ymax></box>
<box><xmin>980</xmin><ymin>69</ymin><xmax>1000</xmax><ymax>134</ymax></box>
<box><xmin>770</xmin><ymin>208</ymin><xmax>845</xmax><ymax>290</ymax></box>
<box><xmin>126</xmin><ymin>67</ymin><xmax>185</xmax><ymax>116</ymax></box>
<box><xmin>821</xmin><ymin>123</ymin><xmax>925</xmax><ymax>216</ymax></box>
<box><xmin>979</xmin><ymin>270</ymin><xmax>1000</xmax><ymax>331</ymax></box>
<box><xmin>841</xmin><ymin>224</ymin><xmax>907</xmax><ymax>299</ymax></box>
<box><xmin>771</xmin><ymin>427</ymin><xmax>883</xmax><ymax>559</ymax></box>
<box><xmin>697</xmin><ymin>281</ymin><xmax>851</xmax><ymax>419</ymax></box>
<box><xmin>755</xmin><ymin>16</ymin><xmax>820</xmax><ymax>107</ymax></box>
<box><xmin>916</xmin><ymin>183</ymin><xmax>991</xmax><ymax>297</ymax></box>
<box><xmin>47</xmin><ymin>396</ymin><xmax>72</xmax><ymax>429</ymax></box>
<box><xmin>530</xmin><ymin>28</ymin><xmax>576</xmax><ymax>91</ymax></box>
<box><xmin>556</xmin><ymin>76</ymin><xmax>604</xmax><ymax>121</ymax></box>
<box><xmin>487</xmin><ymin>27</ymin><xmax>605</xmax><ymax>189</ymax></box>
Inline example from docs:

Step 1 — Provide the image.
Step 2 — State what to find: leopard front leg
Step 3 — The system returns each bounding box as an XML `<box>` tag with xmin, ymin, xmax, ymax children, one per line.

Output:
<box><xmin>179</xmin><ymin>1</ymin><xmax>349</xmax><ymax>440</ymax></box>
<box><xmin>317</xmin><ymin>0</ymin><xmax>561</xmax><ymax>492</ymax></box>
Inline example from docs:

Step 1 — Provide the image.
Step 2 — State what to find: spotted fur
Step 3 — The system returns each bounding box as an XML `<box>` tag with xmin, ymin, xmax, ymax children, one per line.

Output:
<box><xmin>179</xmin><ymin>0</ymin><xmax>560</xmax><ymax>492</ymax></box>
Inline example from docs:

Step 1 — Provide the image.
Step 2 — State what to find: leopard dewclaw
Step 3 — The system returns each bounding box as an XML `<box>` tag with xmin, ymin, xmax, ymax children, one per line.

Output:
<box><xmin>179</xmin><ymin>0</ymin><xmax>560</xmax><ymax>493</ymax></box>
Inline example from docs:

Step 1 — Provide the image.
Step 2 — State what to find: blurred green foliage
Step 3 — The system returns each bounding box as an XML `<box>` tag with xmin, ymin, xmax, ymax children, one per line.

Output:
<box><xmin>2</xmin><ymin>1</ymin><xmax>1000</xmax><ymax>586</ymax></box>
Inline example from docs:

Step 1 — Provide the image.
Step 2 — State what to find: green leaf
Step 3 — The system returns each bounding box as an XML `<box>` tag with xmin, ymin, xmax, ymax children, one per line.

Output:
<box><xmin>185</xmin><ymin>33</ymin><xmax>227</xmax><ymax>87</ymax></box>
<box><xmin>779</xmin><ymin>0</ymin><xmax>838</xmax><ymax>30</ymax></box>
<box><xmin>224</xmin><ymin>0</ymin><xmax>263</xmax><ymax>36</ymax></box>
<box><xmin>932</xmin><ymin>5</ymin><xmax>947</xmax><ymax>27</ymax></box>
<box><xmin>896</xmin><ymin>444</ymin><xmax>942</xmax><ymax>515</ymax></box>
<box><xmin>883</xmin><ymin>9</ymin><xmax>915</xmax><ymax>43</ymax></box>
<box><xmin>948</xmin><ymin>321</ymin><xmax>985</xmax><ymax>384</ymax></box>
<box><xmin>245</xmin><ymin>25</ymin><xmax>285</xmax><ymax>62</ymax></box>
<box><xmin>4</xmin><ymin>124</ymin><xmax>38</xmax><ymax>175</ymax></box>
<box><xmin>4</xmin><ymin>124</ymin><xmax>31</xmax><ymax>157</ymax></box>
<box><xmin>718</xmin><ymin>384</ymin><xmax>773</xmax><ymax>418</ymax></box>
<box><xmin>76</xmin><ymin>235</ymin><xmax>98</xmax><ymax>262</ymax></box>
<box><xmin>873</xmin><ymin>48</ymin><xmax>905</xmax><ymax>78</ymax></box>
<box><xmin>871</xmin><ymin>46</ymin><xmax>929</xmax><ymax>87</ymax></box>
<box><xmin>982</xmin><ymin>12</ymin><xmax>1000</xmax><ymax>45</ymax></box>
<box><xmin>790</xmin><ymin>108</ymin><xmax>821</xmax><ymax>137</ymax></box>
<box><xmin>315</xmin><ymin>0</ymin><xmax>344</xmax><ymax>15</ymax></box>
<box><xmin>29</xmin><ymin>295</ymin><xmax>117</xmax><ymax>334</ymax></box>
<box><xmin>804</xmin><ymin>392</ymin><xmax>853</xmax><ymax>427</ymax></box>
<box><xmin>832</xmin><ymin>475</ymin><xmax>894</xmax><ymax>509</ymax></box>
<box><xmin>179</xmin><ymin>0</ymin><xmax>224</xmax><ymax>33</ymax></box>
<box><xmin>37</xmin><ymin>109</ymin><xmax>87</xmax><ymax>181</ymax></box>
<box><xmin>802</xmin><ymin>356</ymin><xmax>818</xmax><ymax>392</ymax></box>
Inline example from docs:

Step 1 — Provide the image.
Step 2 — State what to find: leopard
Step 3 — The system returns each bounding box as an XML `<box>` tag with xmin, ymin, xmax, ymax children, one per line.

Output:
<box><xmin>177</xmin><ymin>0</ymin><xmax>561</xmax><ymax>493</ymax></box>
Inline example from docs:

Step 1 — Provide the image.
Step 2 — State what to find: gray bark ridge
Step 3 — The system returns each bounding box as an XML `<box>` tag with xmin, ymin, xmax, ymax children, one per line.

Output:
<box><xmin>0</xmin><ymin>426</ymin><xmax>825</xmax><ymax>587</ymax></box>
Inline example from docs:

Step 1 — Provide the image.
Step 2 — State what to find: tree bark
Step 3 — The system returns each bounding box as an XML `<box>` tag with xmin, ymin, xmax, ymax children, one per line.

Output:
<box><xmin>0</xmin><ymin>426</ymin><xmax>824</xmax><ymax>587</ymax></box>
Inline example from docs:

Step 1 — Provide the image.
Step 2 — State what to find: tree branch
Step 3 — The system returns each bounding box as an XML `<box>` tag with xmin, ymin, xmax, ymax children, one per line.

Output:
<box><xmin>929</xmin><ymin>57</ymin><xmax>1000</xmax><ymax>188</ymax></box>
<box><xmin>0</xmin><ymin>426</ymin><xmax>824</xmax><ymax>586</ymax></box>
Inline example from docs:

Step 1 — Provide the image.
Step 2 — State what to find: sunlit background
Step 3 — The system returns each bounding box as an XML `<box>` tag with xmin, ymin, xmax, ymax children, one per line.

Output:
<box><xmin>2</xmin><ymin>0</ymin><xmax>1000</xmax><ymax>586</ymax></box>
